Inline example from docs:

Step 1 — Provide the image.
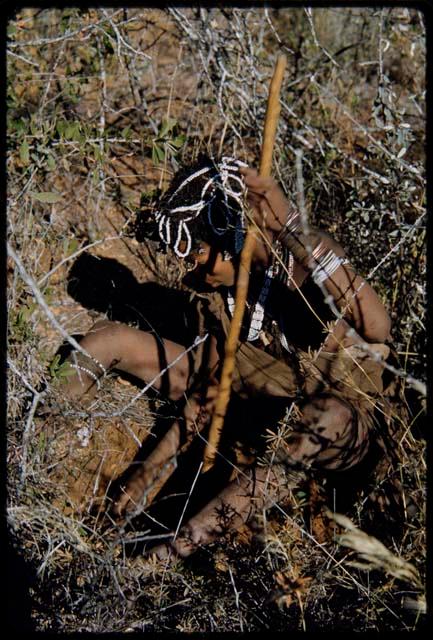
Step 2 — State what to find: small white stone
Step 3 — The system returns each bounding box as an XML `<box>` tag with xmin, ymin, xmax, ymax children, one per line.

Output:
<box><xmin>77</xmin><ymin>426</ymin><xmax>90</xmax><ymax>448</ymax></box>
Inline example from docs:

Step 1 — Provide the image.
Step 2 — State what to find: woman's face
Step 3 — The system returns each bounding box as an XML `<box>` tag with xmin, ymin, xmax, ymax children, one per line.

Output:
<box><xmin>185</xmin><ymin>242</ymin><xmax>236</xmax><ymax>288</ymax></box>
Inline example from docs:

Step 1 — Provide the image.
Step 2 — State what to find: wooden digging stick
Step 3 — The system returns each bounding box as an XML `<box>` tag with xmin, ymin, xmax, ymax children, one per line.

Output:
<box><xmin>202</xmin><ymin>54</ymin><xmax>287</xmax><ymax>474</ymax></box>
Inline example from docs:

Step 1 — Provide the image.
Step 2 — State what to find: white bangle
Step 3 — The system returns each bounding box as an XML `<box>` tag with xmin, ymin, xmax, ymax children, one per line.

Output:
<box><xmin>311</xmin><ymin>249</ymin><xmax>344</xmax><ymax>285</ymax></box>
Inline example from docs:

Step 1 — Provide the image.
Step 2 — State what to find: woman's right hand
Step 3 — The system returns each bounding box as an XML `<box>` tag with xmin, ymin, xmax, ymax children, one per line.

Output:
<box><xmin>240</xmin><ymin>166</ymin><xmax>295</xmax><ymax>241</ymax></box>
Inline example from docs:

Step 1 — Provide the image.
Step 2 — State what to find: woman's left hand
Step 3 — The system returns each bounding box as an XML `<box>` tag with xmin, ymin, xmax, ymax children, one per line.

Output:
<box><xmin>240</xmin><ymin>166</ymin><xmax>293</xmax><ymax>240</ymax></box>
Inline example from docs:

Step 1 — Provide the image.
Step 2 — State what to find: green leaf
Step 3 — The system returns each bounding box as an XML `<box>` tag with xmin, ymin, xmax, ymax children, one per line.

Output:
<box><xmin>94</xmin><ymin>145</ymin><xmax>104</xmax><ymax>162</ymax></box>
<box><xmin>121</xmin><ymin>126</ymin><xmax>132</xmax><ymax>140</ymax></box>
<box><xmin>61</xmin><ymin>120</ymin><xmax>82</xmax><ymax>141</ymax></box>
<box><xmin>38</xmin><ymin>431</ymin><xmax>46</xmax><ymax>455</ymax></box>
<box><xmin>11</xmin><ymin>118</ymin><xmax>27</xmax><ymax>134</ymax></box>
<box><xmin>56</xmin><ymin>120</ymin><xmax>66</xmax><ymax>136</ymax></box>
<box><xmin>152</xmin><ymin>143</ymin><xmax>165</xmax><ymax>165</ymax></box>
<box><xmin>102</xmin><ymin>34</ymin><xmax>115</xmax><ymax>54</ymax></box>
<box><xmin>171</xmin><ymin>134</ymin><xmax>185</xmax><ymax>149</ymax></box>
<box><xmin>156</xmin><ymin>144</ymin><xmax>165</xmax><ymax>162</ymax></box>
<box><xmin>49</xmin><ymin>355</ymin><xmax>74</xmax><ymax>381</ymax></box>
<box><xmin>64</xmin><ymin>123</ymin><xmax>77</xmax><ymax>140</ymax></box>
<box><xmin>43</xmin><ymin>286</ymin><xmax>53</xmax><ymax>303</ymax></box>
<box><xmin>46</xmin><ymin>154</ymin><xmax>56</xmax><ymax>170</ymax></box>
<box><xmin>31</xmin><ymin>191</ymin><xmax>62</xmax><ymax>203</ymax></box>
<box><xmin>159</xmin><ymin>117</ymin><xmax>177</xmax><ymax>139</ymax></box>
<box><xmin>49</xmin><ymin>354</ymin><xmax>61</xmax><ymax>377</ymax></box>
<box><xmin>14</xmin><ymin>303</ymin><xmax>37</xmax><ymax>329</ymax></box>
<box><xmin>19</xmin><ymin>140</ymin><xmax>30</xmax><ymax>165</ymax></box>
<box><xmin>68</xmin><ymin>238</ymin><xmax>79</xmax><ymax>255</ymax></box>
<box><xmin>57</xmin><ymin>362</ymin><xmax>75</xmax><ymax>378</ymax></box>
<box><xmin>63</xmin><ymin>237</ymin><xmax>78</xmax><ymax>255</ymax></box>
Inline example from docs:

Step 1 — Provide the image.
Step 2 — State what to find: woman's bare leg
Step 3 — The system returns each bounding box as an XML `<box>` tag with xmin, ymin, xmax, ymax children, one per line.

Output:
<box><xmin>62</xmin><ymin>319</ymin><xmax>192</xmax><ymax>402</ymax></box>
<box><xmin>60</xmin><ymin>320</ymin><xmax>221</xmax><ymax>516</ymax></box>
<box><xmin>152</xmin><ymin>463</ymin><xmax>291</xmax><ymax>559</ymax></box>
<box><xmin>57</xmin><ymin>319</ymin><xmax>198</xmax><ymax>514</ymax></box>
<box><xmin>277</xmin><ymin>394</ymin><xmax>368</xmax><ymax>471</ymax></box>
<box><xmin>151</xmin><ymin>393</ymin><xmax>364</xmax><ymax>559</ymax></box>
<box><xmin>112</xmin><ymin>379</ymin><xmax>220</xmax><ymax>517</ymax></box>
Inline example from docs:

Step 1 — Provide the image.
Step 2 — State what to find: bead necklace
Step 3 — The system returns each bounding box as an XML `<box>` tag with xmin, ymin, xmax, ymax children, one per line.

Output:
<box><xmin>226</xmin><ymin>246</ymin><xmax>294</xmax><ymax>342</ymax></box>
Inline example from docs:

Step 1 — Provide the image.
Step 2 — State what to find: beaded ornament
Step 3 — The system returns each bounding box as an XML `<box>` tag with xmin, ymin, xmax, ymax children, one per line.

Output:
<box><xmin>226</xmin><ymin>241</ymin><xmax>295</xmax><ymax>343</ymax></box>
<box><xmin>152</xmin><ymin>156</ymin><xmax>248</xmax><ymax>259</ymax></box>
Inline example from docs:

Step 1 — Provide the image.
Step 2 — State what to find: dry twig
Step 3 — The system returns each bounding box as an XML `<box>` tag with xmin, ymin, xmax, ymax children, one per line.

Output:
<box><xmin>203</xmin><ymin>54</ymin><xmax>287</xmax><ymax>472</ymax></box>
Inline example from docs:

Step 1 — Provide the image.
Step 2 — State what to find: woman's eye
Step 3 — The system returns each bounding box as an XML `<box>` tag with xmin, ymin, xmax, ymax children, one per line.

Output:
<box><xmin>196</xmin><ymin>253</ymin><xmax>208</xmax><ymax>264</ymax></box>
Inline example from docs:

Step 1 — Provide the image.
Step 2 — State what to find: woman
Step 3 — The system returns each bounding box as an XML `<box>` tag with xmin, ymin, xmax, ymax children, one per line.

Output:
<box><xmin>61</xmin><ymin>155</ymin><xmax>391</xmax><ymax>559</ymax></box>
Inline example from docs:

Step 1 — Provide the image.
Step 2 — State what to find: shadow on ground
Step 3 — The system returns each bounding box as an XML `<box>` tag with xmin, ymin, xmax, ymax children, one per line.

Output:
<box><xmin>66</xmin><ymin>252</ymin><xmax>198</xmax><ymax>346</ymax></box>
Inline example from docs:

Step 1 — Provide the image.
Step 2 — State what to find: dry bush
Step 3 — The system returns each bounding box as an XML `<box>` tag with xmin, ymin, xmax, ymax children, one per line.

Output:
<box><xmin>7</xmin><ymin>7</ymin><xmax>426</xmax><ymax>632</ymax></box>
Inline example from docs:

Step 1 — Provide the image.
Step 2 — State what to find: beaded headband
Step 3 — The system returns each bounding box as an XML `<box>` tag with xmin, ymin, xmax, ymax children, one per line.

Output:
<box><xmin>152</xmin><ymin>156</ymin><xmax>248</xmax><ymax>259</ymax></box>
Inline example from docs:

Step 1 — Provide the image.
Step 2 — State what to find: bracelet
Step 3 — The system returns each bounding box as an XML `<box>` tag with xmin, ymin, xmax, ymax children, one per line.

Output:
<box><xmin>277</xmin><ymin>209</ymin><xmax>301</xmax><ymax>242</ymax></box>
<box><xmin>311</xmin><ymin>249</ymin><xmax>344</xmax><ymax>285</ymax></box>
<box><xmin>71</xmin><ymin>344</ymin><xmax>107</xmax><ymax>376</ymax></box>
<box><xmin>69</xmin><ymin>363</ymin><xmax>101</xmax><ymax>389</ymax></box>
<box><xmin>310</xmin><ymin>240</ymin><xmax>328</xmax><ymax>263</ymax></box>
<box><xmin>92</xmin><ymin>351</ymin><xmax>107</xmax><ymax>374</ymax></box>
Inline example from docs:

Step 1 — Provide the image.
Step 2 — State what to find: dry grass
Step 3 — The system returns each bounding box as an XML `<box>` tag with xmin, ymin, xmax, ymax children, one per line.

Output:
<box><xmin>7</xmin><ymin>7</ymin><xmax>426</xmax><ymax>632</ymax></box>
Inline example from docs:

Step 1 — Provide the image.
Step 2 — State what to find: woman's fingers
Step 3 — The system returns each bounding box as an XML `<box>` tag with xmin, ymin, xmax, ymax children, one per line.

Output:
<box><xmin>112</xmin><ymin>483</ymin><xmax>142</xmax><ymax>516</ymax></box>
<box><xmin>240</xmin><ymin>166</ymin><xmax>274</xmax><ymax>194</ymax></box>
<box><xmin>240</xmin><ymin>166</ymin><xmax>291</xmax><ymax>233</ymax></box>
<box><xmin>112</xmin><ymin>489</ymin><xmax>131</xmax><ymax>516</ymax></box>
<box><xmin>245</xmin><ymin>190</ymin><xmax>282</xmax><ymax>234</ymax></box>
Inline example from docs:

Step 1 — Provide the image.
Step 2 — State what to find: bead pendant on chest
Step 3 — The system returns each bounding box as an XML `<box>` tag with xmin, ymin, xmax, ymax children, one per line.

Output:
<box><xmin>226</xmin><ymin>244</ymin><xmax>294</xmax><ymax>342</ymax></box>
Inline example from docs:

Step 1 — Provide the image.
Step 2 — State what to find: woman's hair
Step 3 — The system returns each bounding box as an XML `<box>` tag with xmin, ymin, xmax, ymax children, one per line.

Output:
<box><xmin>133</xmin><ymin>154</ymin><xmax>247</xmax><ymax>259</ymax></box>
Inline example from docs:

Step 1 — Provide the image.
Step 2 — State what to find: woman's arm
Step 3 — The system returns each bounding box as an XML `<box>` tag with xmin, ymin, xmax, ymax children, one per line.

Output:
<box><xmin>112</xmin><ymin>334</ymin><xmax>221</xmax><ymax>518</ymax></box>
<box><xmin>241</xmin><ymin>167</ymin><xmax>391</xmax><ymax>344</ymax></box>
<box><xmin>112</xmin><ymin>381</ymin><xmax>219</xmax><ymax>517</ymax></box>
<box><xmin>302</xmin><ymin>230</ymin><xmax>391</xmax><ymax>343</ymax></box>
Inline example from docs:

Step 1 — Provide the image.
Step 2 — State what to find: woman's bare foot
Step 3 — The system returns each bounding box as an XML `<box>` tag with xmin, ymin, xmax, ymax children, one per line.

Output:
<box><xmin>149</xmin><ymin>536</ymin><xmax>197</xmax><ymax>562</ymax></box>
<box><xmin>150</xmin><ymin>542</ymin><xmax>178</xmax><ymax>561</ymax></box>
<box><xmin>112</xmin><ymin>464</ymin><xmax>153</xmax><ymax>516</ymax></box>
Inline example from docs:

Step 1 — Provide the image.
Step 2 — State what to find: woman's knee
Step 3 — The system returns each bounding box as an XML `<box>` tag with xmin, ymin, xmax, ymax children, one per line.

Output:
<box><xmin>273</xmin><ymin>394</ymin><xmax>359</xmax><ymax>470</ymax></box>
<box><xmin>79</xmin><ymin>320</ymin><xmax>125</xmax><ymax>365</ymax></box>
<box><xmin>300</xmin><ymin>394</ymin><xmax>353</xmax><ymax>441</ymax></box>
<box><xmin>81</xmin><ymin>319</ymin><xmax>120</xmax><ymax>348</ymax></box>
<box><xmin>299</xmin><ymin>394</ymin><xmax>368</xmax><ymax>470</ymax></box>
<box><xmin>78</xmin><ymin>319</ymin><xmax>191</xmax><ymax>399</ymax></box>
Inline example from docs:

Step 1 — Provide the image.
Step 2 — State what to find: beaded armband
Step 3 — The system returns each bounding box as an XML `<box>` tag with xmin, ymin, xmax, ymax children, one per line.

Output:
<box><xmin>311</xmin><ymin>248</ymin><xmax>348</xmax><ymax>285</ymax></box>
<box><xmin>276</xmin><ymin>213</ymin><xmax>350</xmax><ymax>285</ymax></box>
